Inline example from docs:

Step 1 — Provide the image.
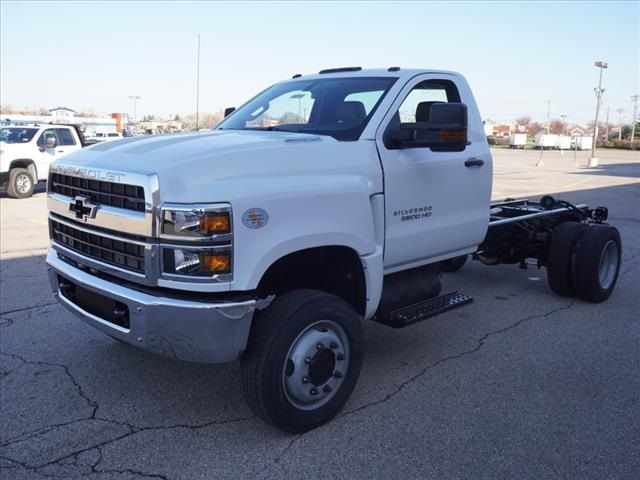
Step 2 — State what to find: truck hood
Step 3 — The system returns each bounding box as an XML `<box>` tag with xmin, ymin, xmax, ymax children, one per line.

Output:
<box><xmin>51</xmin><ymin>130</ymin><xmax>378</xmax><ymax>203</ymax></box>
<box><xmin>56</xmin><ymin>130</ymin><xmax>333</xmax><ymax>173</ymax></box>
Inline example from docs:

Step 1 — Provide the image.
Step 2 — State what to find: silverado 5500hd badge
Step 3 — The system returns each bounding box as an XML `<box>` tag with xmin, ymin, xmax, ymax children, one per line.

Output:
<box><xmin>394</xmin><ymin>205</ymin><xmax>433</xmax><ymax>222</ymax></box>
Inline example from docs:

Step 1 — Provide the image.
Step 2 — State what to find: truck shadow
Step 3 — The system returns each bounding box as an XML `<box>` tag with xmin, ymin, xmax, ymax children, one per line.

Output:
<box><xmin>571</xmin><ymin>162</ymin><xmax>640</xmax><ymax>179</ymax></box>
<box><xmin>0</xmin><ymin>181</ymin><xmax>47</xmax><ymax>198</ymax></box>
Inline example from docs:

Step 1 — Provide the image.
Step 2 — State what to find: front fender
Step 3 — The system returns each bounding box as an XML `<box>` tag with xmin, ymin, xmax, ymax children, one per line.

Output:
<box><xmin>230</xmin><ymin>175</ymin><xmax>381</xmax><ymax>293</ymax></box>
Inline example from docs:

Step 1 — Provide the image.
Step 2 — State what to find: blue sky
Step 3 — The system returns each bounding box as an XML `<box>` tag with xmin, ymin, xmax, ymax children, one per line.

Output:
<box><xmin>1</xmin><ymin>1</ymin><xmax>638</xmax><ymax>125</ymax></box>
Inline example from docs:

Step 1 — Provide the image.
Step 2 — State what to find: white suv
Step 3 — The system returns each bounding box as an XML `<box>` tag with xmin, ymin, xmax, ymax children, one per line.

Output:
<box><xmin>0</xmin><ymin>124</ymin><xmax>83</xmax><ymax>198</ymax></box>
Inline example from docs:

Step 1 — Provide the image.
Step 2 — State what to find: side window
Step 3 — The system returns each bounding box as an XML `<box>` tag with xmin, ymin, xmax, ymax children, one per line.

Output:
<box><xmin>37</xmin><ymin>129</ymin><xmax>57</xmax><ymax>147</ymax></box>
<box><xmin>55</xmin><ymin>128</ymin><xmax>76</xmax><ymax>146</ymax></box>
<box><xmin>397</xmin><ymin>80</ymin><xmax>460</xmax><ymax>122</ymax></box>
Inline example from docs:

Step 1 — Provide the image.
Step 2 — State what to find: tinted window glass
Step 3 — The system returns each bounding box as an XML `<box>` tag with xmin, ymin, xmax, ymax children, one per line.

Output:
<box><xmin>398</xmin><ymin>80</ymin><xmax>461</xmax><ymax>122</ymax></box>
<box><xmin>0</xmin><ymin>127</ymin><xmax>38</xmax><ymax>143</ymax></box>
<box><xmin>218</xmin><ymin>77</ymin><xmax>397</xmax><ymax>141</ymax></box>
<box><xmin>37</xmin><ymin>129</ymin><xmax>57</xmax><ymax>147</ymax></box>
<box><xmin>55</xmin><ymin>128</ymin><xmax>76</xmax><ymax>146</ymax></box>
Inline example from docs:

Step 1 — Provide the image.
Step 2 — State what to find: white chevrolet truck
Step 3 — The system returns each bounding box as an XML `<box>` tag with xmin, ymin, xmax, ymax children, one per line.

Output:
<box><xmin>0</xmin><ymin>124</ymin><xmax>85</xmax><ymax>198</ymax></box>
<box><xmin>45</xmin><ymin>67</ymin><xmax>621</xmax><ymax>432</ymax></box>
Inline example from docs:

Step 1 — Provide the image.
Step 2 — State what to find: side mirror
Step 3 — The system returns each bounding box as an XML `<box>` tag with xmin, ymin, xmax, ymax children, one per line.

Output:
<box><xmin>388</xmin><ymin>103</ymin><xmax>468</xmax><ymax>151</ymax></box>
<box><xmin>224</xmin><ymin>107</ymin><xmax>236</xmax><ymax>118</ymax></box>
<box><xmin>45</xmin><ymin>136</ymin><xmax>57</xmax><ymax>148</ymax></box>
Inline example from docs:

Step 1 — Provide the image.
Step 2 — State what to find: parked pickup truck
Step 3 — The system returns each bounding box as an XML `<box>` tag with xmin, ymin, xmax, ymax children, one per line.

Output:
<box><xmin>0</xmin><ymin>123</ymin><xmax>85</xmax><ymax>198</ymax></box>
<box><xmin>45</xmin><ymin>67</ymin><xmax>621</xmax><ymax>432</ymax></box>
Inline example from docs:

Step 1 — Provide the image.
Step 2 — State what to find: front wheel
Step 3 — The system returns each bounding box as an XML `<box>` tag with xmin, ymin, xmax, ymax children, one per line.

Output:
<box><xmin>6</xmin><ymin>168</ymin><xmax>35</xmax><ymax>198</ymax></box>
<box><xmin>241</xmin><ymin>289</ymin><xmax>364</xmax><ymax>433</ymax></box>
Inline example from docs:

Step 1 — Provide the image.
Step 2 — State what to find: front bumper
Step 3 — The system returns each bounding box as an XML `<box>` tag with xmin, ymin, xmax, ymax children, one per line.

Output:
<box><xmin>46</xmin><ymin>249</ymin><xmax>255</xmax><ymax>363</ymax></box>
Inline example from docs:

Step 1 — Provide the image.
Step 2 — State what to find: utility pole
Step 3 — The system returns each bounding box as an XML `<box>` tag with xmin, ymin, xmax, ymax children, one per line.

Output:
<box><xmin>546</xmin><ymin>99</ymin><xmax>551</xmax><ymax>133</ymax></box>
<box><xmin>631</xmin><ymin>94</ymin><xmax>639</xmax><ymax>141</ymax></box>
<box><xmin>195</xmin><ymin>34</ymin><xmax>201</xmax><ymax>131</ymax></box>
<box><xmin>590</xmin><ymin>61</ymin><xmax>608</xmax><ymax>168</ymax></box>
<box><xmin>605</xmin><ymin>106</ymin><xmax>610</xmax><ymax>140</ymax></box>
<box><xmin>616</xmin><ymin>108</ymin><xmax>624</xmax><ymax>140</ymax></box>
<box><xmin>128</xmin><ymin>95</ymin><xmax>141</xmax><ymax>123</ymax></box>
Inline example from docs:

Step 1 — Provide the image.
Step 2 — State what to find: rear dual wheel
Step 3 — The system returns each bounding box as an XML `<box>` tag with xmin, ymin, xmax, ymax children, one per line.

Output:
<box><xmin>547</xmin><ymin>222</ymin><xmax>621</xmax><ymax>302</ymax></box>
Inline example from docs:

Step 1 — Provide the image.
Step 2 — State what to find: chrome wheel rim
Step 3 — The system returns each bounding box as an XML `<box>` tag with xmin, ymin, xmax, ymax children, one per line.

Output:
<box><xmin>16</xmin><ymin>174</ymin><xmax>32</xmax><ymax>194</ymax></box>
<box><xmin>282</xmin><ymin>320</ymin><xmax>350</xmax><ymax>411</ymax></box>
<box><xmin>598</xmin><ymin>240</ymin><xmax>619</xmax><ymax>290</ymax></box>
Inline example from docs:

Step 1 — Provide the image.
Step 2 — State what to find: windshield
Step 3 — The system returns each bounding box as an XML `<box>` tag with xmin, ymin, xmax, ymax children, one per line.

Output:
<box><xmin>0</xmin><ymin>127</ymin><xmax>38</xmax><ymax>144</ymax></box>
<box><xmin>217</xmin><ymin>77</ymin><xmax>397</xmax><ymax>141</ymax></box>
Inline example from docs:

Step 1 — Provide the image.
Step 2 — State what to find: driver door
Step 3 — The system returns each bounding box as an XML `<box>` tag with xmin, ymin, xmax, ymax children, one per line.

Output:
<box><xmin>376</xmin><ymin>74</ymin><xmax>492</xmax><ymax>271</ymax></box>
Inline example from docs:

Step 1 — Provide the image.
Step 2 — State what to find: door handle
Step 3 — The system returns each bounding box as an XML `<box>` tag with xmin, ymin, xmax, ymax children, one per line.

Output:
<box><xmin>464</xmin><ymin>158</ymin><xmax>484</xmax><ymax>167</ymax></box>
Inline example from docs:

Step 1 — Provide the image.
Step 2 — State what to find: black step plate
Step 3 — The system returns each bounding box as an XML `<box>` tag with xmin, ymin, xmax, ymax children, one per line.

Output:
<box><xmin>374</xmin><ymin>291</ymin><xmax>473</xmax><ymax>328</ymax></box>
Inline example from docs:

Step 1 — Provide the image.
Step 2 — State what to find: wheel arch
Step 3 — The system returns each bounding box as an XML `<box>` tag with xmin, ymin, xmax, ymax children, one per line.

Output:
<box><xmin>10</xmin><ymin>159</ymin><xmax>37</xmax><ymax>181</ymax></box>
<box><xmin>256</xmin><ymin>245</ymin><xmax>368</xmax><ymax>317</ymax></box>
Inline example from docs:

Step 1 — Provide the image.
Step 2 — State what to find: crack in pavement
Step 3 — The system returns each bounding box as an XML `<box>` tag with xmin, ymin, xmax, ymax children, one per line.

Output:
<box><xmin>339</xmin><ymin>301</ymin><xmax>575</xmax><ymax>420</ymax></box>
<box><xmin>0</xmin><ymin>351</ymin><xmax>99</xmax><ymax>421</ymax></box>
<box><xmin>267</xmin><ymin>301</ymin><xmax>575</xmax><ymax>467</ymax></box>
<box><xmin>0</xmin><ymin>302</ymin><xmax>58</xmax><ymax>317</ymax></box>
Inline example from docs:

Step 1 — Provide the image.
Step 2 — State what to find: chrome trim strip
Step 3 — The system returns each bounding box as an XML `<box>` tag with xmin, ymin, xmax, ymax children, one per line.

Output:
<box><xmin>49</xmin><ymin>214</ymin><xmax>149</xmax><ymax>246</ymax></box>
<box><xmin>52</xmin><ymin>242</ymin><xmax>153</xmax><ymax>283</ymax></box>
<box><xmin>47</xmin><ymin>165</ymin><xmax>159</xmax><ymax>238</ymax></box>
<box><xmin>48</xmin><ymin>192</ymin><xmax>151</xmax><ymax>237</ymax></box>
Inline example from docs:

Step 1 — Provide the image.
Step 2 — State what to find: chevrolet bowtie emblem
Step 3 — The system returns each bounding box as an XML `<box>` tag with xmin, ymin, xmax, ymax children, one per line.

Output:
<box><xmin>69</xmin><ymin>196</ymin><xmax>99</xmax><ymax>221</ymax></box>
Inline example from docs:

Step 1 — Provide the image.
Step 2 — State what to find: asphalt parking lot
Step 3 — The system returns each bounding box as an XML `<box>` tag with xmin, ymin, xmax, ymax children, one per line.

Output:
<box><xmin>1</xmin><ymin>148</ymin><xmax>639</xmax><ymax>479</ymax></box>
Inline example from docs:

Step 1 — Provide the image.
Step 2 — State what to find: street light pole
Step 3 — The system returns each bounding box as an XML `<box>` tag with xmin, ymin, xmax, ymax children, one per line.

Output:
<box><xmin>560</xmin><ymin>114</ymin><xmax>567</xmax><ymax>135</ymax></box>
<box><xmin>129</xmin><ymin>95</ymin><xmax>141</xmax><ymax>123</ymax></box>
<box><xmin>632</xmin><ymin>94</ymin><xmax>639</xmax><ymax>141</ymax></box>
<box><xmin>616</xmin><ymin>108</ymin><xmax>624</xmax><ymax>141</ymax></box>
<box><xmin>590</xmin><ymin>61</ymin><xmax>608</xmax><ymax>168</ymax></box>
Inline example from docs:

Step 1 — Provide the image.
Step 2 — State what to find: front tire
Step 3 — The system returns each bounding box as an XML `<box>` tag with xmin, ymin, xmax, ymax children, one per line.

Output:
<box><xmin>241</xmin><ymin>289</ymin><xmax>364</xmax><ymax>433</ymax></box>
<box><xmin>572</xmin><ymin>225</ymin><xmax>621</xmax><ymax>302</ymax></box>
<box><xmin>6</xmin><ymin>168</ymin><xmax>35</xmax><ymax>198</ymax></box>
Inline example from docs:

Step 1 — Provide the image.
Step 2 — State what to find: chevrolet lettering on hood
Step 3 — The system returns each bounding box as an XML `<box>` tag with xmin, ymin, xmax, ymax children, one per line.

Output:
<box><xmin>50</xmin><ymin>164</ymin><xmax>125</xmax><ymax>183</ymax></box>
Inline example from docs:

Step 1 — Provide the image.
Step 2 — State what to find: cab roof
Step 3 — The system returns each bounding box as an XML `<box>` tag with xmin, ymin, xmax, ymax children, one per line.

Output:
<box><xmin>287</xmin><ymin>67</ymin><xmax>460</xmax><ymax>81</ymax></box>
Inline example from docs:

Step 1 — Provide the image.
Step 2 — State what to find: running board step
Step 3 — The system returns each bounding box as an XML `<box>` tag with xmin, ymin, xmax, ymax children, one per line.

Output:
<box><xmin>373</xmin><ymin>291</ymin><xmax>473</xmax><ymax>329</ymax></box>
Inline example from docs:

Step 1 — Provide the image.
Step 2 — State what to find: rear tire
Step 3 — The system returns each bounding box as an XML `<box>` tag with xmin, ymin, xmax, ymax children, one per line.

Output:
<box><xmin>6</xmin><ymin>168</ymin><xmax>34</xmax><ymax>199</ymax></box>
<box><xmin>439</xmin><ymin>255</ymin><xmax>468</xmax><ymax>273</ymax></box>
<box><xmin>241</xmin><ymin>289</ymin><xmax>364</xmax><ymax>433</ymax></box>
<box><xmin>572</xmin><ymin>225</ymin><xmax>621</xmax><ymax>302</ymax></box>
<box><xmin>546</xmin><ymin>222</ymin><xmax>587</xmax><ymax>296</ymax></box>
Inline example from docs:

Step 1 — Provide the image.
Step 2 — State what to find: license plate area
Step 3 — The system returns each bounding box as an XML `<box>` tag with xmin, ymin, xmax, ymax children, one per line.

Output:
<box><xmin>58</xmin><ymin>275</ymin><xmax>130</xmax><ymax>329</ymax></box>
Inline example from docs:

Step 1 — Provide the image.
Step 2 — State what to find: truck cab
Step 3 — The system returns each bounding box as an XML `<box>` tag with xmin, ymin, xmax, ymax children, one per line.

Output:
<box><xmin>0</xmin><ymin>123</ymin><xmax>84</xmax><ymax>198</ymax></box>
<box><xmin>45</xmin><ymin>68</ymin><xmax>620</xmax><ymax>432</ymax></box>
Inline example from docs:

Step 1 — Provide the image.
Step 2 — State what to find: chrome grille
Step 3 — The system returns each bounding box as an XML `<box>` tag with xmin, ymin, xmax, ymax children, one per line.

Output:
<box><xmin>50</xmin><ymin>219</ymin><xmax>145</xmax><ymax>273</ymax></box>
<box><xmin>49</xmin><ymin>173</ymin><xmax>146</xmax><ymax>212</ymax></box>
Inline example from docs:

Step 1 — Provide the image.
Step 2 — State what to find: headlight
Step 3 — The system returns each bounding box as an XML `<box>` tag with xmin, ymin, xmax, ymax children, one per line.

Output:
<box><xmin>161</xmin><ymin>204</ymin><xmax>231</xmax><ymax>238</ymax></box>
<box><xmin>163</xmin><ymin>248</ymin><xmax>231</xmax><ymax>276</ymax></box>
<box><xmin>160</xmin><ymin>203</ymin><xmax>233</xmax><ymax>279</ymax></box>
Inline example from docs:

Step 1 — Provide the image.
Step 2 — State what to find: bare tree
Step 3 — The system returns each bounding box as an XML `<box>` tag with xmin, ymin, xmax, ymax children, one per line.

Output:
<box><xmin>549</xmin><ymin>119</ymin><xmax>564</xmax><ymax>135</ymax></box>
<box><xmin>527</xmin><ymin>122</ymin><xmax>544</xmax><ymax>135</ymax></box>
